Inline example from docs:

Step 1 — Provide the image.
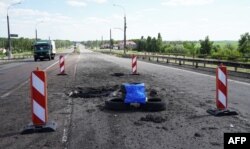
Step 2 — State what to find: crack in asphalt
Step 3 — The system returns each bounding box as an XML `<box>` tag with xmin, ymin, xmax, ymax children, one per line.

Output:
<box><xmin>62</xmin><ymin>53</ymin><xmax>80</xmax><ymax>149</ymax></box>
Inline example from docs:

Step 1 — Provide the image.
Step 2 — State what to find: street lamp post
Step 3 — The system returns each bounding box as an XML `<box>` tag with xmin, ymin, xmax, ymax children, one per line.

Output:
<box><xmin>7</xmin><ymin>14</ymin><xmax>10</xmax><ymax>58</ymax></box>
<box><xmin>35</xmin><ymin>21</ymin><xmax>44</xmax><ymax>41</ymax></box>
<box><xmin>110</xmin><ymin>28</ymin><xmax>112</xmax><ymax>53</ymax></box>
<box><xmin>7</xmin><ymin>1</ymin><xmax>22</xmax><ymax>59</ymax></box>
<box><xmin>124</xmin><ymin>15</ymin><xmax>127</xmax><ymax>53</ymax></box>
<box><xmin>113</xmin><ymin>4</ymin><xmax>127</xmax><ymax>54</ymax></box>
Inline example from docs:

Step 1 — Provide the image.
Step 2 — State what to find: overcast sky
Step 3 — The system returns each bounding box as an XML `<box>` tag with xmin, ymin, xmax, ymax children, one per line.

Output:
<box><xmin>0</xmin><ymin>0</ymin><xmax>250</xmax><ymax>41</ymax></box>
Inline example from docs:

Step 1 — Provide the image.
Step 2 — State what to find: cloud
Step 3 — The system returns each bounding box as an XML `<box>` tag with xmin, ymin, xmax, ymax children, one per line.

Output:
<box><xmin>0</xmin><ymin>0</ymin><xmax>22</xmax><ymax>4</ymax></box>
<box><xmin>162</xmin><ymin>0</ymin><xmax>214</xmax><ymax>6</ymax></box>
<box><xmin>0</xmin><ymin>0</ymin><xmax>23</xmax><ymax>16</ymax></box>
<box><xmin>135</xmin><ymin>8</ymin><xmax>160</xmax><ymax>15</ymax></box>
<box><xmin>86</xmin><ymin>17</ymin><xmax>111</xmax><ymax>24</ymax></box>
<box><xmin>0</xmin><ymin>3</ymin><xmax>7</xmax><ymax>16</ymax></box>
<box><xmin>67</xmin><ymin>0</ymin><xmax>87</xmax><ymax>7</ymax></box>
<box><xmin>66</xmin><ymin>0</ymin><xmax>107</xmax><ymax>7</ymax></box>
<box><xmin>1</xmin><ymin>7</ymin><xmax>74</xmax><ymax>34</ymax></box>
<box><xmin>8</xmin><ymin>8</ymin><xmax>72</xmax><ymax>24</ymax></box>
<box><xmin>200</xmin><ymin>18</ymin><xmax>209</xmax><ymax>22</ymax></box>
<box><xmin>89</xmin><ymin>0</ymin><xmax>107</xmax><ymax>4</ymax></box>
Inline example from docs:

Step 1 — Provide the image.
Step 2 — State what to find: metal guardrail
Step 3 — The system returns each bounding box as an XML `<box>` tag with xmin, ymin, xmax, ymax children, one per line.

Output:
<box><xmin>100</xmin><ymin>51</ymin><xmax>250</xmax><ymax>73</ymax></box>
<box><xmin>0</xmin><ymin>55</ymin><xmax>33</xmax><ymax>64</ymax></box>
<box><xmin>137</xmin><ymin>54</ymin><xmax>250</xmax><ymax>72</ymax></box>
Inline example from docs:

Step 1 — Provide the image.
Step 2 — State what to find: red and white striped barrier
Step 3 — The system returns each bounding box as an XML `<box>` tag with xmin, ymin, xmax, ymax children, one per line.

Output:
<box><xmin>132</xmin><ymin>55</ymin><xmax>138</xmax><ymax>75</ymax></box>
<box><xmin>207</xmin><ymin>64</ymin><xmax>237</xmax><ymax>116</ymax></box>
<box><xmin>31</xmin><ymin>68</ymin><xmax>48</xmax><ymax>125</ymax></box>
<box><xmin>58</xmin><ymin>55</ymin><xmax>67</xmax><ymax>75</ymax></box>
<box><xmin>22</xmin><ymin>67</ymin><xmax>56</xmax><ymax>134</ymax></box>
<box><xmin>216</xmin><ymin>64</ymin><xmax>228</xmax><ymax>110</ymax></box>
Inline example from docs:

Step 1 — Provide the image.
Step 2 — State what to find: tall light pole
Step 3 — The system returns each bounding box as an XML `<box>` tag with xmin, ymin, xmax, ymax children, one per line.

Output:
<box><xmin>7</xmin><ymin>1</ymin><xmax>22</xmax><ymax>59</ymax></box>
<box><xmin>35</xmin><ymin>20</ymin><xmax>44</xmax><ymax>41</ymax></box>
<box><xmin>113</xmin><ymin>4</ymin><xmax>127</xmax><ymax>54</ymax></box>
<box><xmin>110</xmin><ymin>28</ymin><xmax>112</xmax><ymax>52</ymax></box>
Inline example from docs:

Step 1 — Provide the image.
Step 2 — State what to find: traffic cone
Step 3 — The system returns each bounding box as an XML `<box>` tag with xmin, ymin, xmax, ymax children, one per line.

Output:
<box><xmin>58</xmin><ymin>55</ymin><xmax>67</xmax><ymax>75</ymax></box>
<box><xmin>21</xmin><ymin>67</ymin><xmax>57</xmax><ymax>134</ymax></box>
<box><xmin>131</xmin><ymin>55</ymin><xmax>139</xmax><ymax>75</ymax></box>
<box><xmin>207</xmin><ymin>64</ymin><xmax>238</xmax><ymax>116</ymax></box>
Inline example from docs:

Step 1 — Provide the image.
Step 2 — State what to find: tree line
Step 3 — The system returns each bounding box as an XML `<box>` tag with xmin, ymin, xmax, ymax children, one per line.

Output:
<box><xmin>0</xmin><ymin>37</ymin><xmax>72</xmax><ymax>54</ymax></box>
<box><xmin>134</xmin><ymin>32</ymin><xmax>250</xmax><ymax>61</ymax></box>
<box><xmin>136</xmin><ymin>33</ymin><xmax>163</xmax><ymax>53</ymax></box>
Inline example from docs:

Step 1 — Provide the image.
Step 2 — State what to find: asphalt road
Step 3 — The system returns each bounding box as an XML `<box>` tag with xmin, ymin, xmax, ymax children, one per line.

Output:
<box><xmin>0</xmin><ymin>45</ymin><xmax>250</xmax><ymax>149</ymax></box>
<box><xmin>0</xmin><ymin>49</ymin><xmax>73</xmax><ymax>98</ymax></box>
<box><xmin>96</xmin><ymin>50</ymin><xmax>250</xmax><ymax>121</ymax></box>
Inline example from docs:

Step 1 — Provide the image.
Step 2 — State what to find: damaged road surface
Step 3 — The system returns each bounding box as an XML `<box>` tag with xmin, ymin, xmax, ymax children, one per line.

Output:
<box><xmin>1</xmin><ymin>46</ymin><xmax>250</xmax><ymax>149</ymax></box>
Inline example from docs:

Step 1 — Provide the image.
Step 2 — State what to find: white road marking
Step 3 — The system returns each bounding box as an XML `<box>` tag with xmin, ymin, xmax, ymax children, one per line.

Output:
<box><xmin>1</xmin><ymin>53</ymin><xmax>71</xmax><ymax>98</ymax></box>
<box><xmin>62</xmin><ymin>128</ymin><xmax>68</xmax><ymax>143</ymax></box>
<box><xmin>62</xmin><ymin>53</ymin><xmax>81</xmax><ymax>148</ymax></box>
<box><xmin>44</xmin><ymin>54</ymin><xmax>69</xmax><ymax>71</ymax></box>
<box><xmin>62</xmin><ymin>97</ymin><xmax>73</xmax><ymax>148</ymax></box>
<box><xmin>1</xmin><ymin>80</ymin><xmax>29</xmax><ymax>98</ymax></box>
<box><xmin>44</xmin><ymin>60</ymin><xmax>60</xmax><ymax>71</ymax></box>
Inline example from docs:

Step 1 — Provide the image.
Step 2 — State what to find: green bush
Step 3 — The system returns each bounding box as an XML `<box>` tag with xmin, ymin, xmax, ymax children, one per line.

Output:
<box><xmin>227</xmin><ymin>50</ymin><xmax>241</xmax><ymax>61</ymax></box>
<box><xmin>163</xmin><ymin>44</ymin><xmax>188</xmax><ymax>55</ymax></box>
<box><xmin>211</xmin><ymin>49</ymin><xmax>241</xmax><ymax>61</ymax></box>
<box><xmin>0</xmin><ymin>53</ymin><xmax>4</xmax><ymax>58</ymax></box>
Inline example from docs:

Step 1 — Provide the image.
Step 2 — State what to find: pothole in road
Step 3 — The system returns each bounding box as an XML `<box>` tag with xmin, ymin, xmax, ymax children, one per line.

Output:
<box><xmin>110</xmin><ymin>73</ymin><xmax>125</xmax><ymax>77</ymax></box>
<box><xmin>140</xmin><ymin>114</ymin><xmax>167</xmax><ymax>123</ymax></box>
<box><xmin>69</xmin><ymin>85</ymin><xmax>120</xmax><ymax>98</ymax></box>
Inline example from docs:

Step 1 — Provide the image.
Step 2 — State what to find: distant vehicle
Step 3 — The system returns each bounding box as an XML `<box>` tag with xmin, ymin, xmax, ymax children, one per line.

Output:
<box><xmin>33</xmin><ymin>40</ymin><xmax>56</xmax><ymax>61</ymax></box>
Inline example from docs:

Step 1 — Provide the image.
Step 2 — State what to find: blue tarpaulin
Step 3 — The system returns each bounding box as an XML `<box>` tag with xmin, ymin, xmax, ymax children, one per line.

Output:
<box><xmin>123</xmin><ymin>83</ymin><xmax>146</xmax><ymax>104</ymax></box>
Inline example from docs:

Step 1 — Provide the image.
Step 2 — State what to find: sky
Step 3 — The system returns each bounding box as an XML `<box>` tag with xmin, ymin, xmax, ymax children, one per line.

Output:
<box><xmin>0</xmin><ymin>0</ymin><xmax>250</xmax><ymax>41</ymax></box>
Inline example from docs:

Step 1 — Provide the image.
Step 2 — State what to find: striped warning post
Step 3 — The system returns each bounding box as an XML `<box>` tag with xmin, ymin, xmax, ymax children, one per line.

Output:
<box><xmin>132</xmin><ymin>55</ymin><xmax>138</xmax><ymax>75</ymax></box>
<box><xmin>31</xmin><ymin>68</ymin><xmax>48</xmax><ymax>125</ymax></box>
<box><xmin>216</xmin><ymin>64</ymin><xmax>227</xmax><ymax>110</ymax></box>
<box><xmin>21</xmin><ymin>67</ymin><xmax>56</xmax><ymax>134</ymax></box>
<box><xmin>207</xmin><ymin>64</ymin><xmax>237</xmax><ymax>116</ymax></box>
<box><xmin>59</xmin><ymin>55</ymin><xmax>65</xmax><ymax>74</ymax></box>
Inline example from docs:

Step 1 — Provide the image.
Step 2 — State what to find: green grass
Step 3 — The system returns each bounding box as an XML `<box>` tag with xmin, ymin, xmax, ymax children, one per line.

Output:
<box><xmin>13</xmin><ymin>51</ymin><xmax>33</xmax><ymax>56</ymax></box>
<box><xmin>0</xmin><ymin>53</ymin><xmax>4</xmax><ymax>58</ymax></box>
<box><xmin>57</xmin><ymin>48</ymin><xmax>66</xmax><ymax>53</ymax></box>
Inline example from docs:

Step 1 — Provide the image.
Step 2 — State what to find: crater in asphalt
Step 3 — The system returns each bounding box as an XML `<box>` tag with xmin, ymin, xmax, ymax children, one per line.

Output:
<box><xmin>69</xmin><ymin>85</ymin><xmax>119</xmax><ymax>98</ymax></box>
<box><xmin>194</xmin><ymin>132</ymin><xmax>203</xmax><ymax>138</ymax></box>
<box><xmin>140</xmin><ymin>114</ymin><xmax>167</xmax><ymax>123</ymax></box>
<box><xmin>149</xmin><ymin>89</ymin><xmax>158</xmax><ymax>97</ymax></box>
<box><xmin>110</xmin><ymin>73</ymin><xmax>125</xmax><ymax>77</ymax></box>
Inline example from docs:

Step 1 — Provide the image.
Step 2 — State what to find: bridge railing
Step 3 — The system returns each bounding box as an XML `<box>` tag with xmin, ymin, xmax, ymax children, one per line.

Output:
<box><xmin>0</xmin><ymin>55</ymin><xmax>33</xmax><ymax>64</ymax></box>
<box><xmin>100</xmin><ymin>50</ymin><xmax>250</xmax><ymax>74</ymax></box>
